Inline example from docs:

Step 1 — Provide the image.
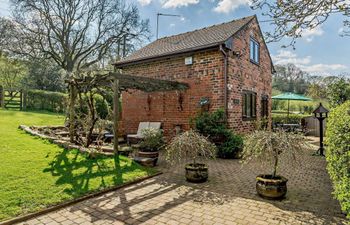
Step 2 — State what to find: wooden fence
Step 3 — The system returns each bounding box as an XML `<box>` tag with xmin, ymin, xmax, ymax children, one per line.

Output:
<box><xmin>304</xmin><ymin>116</ymin><xmax>326</xmax><ymax>137</ymax></box>
<box><xmin>0</xmin><ymin>86</ymin><xmax>26</xmax><ymax>110</ymax></box>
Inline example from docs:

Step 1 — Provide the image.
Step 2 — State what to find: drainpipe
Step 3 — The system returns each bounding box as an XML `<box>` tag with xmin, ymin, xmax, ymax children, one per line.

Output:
<box><xmin>220</xmin><ymin>44</ymin><xmax>228</xmax><ymax>122</ymax></box>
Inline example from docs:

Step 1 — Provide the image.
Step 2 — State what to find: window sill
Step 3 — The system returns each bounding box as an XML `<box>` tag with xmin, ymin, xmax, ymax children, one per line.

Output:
<box><xmin>250</xmin><ymin>60</ymin><xmax>260</xmax><ymax>66</ymax></box>
<box><xmin>243</xmin><ymin>117</ymin><xmax>257</xmax><ymax>121</ymax></box>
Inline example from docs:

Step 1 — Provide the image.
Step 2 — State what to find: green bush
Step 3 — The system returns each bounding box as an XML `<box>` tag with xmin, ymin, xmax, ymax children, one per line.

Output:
<box><xmin>77</xmin><ymin>93</ymin><xmax>110</xmax><ymax>119</ymax></box>
<box><xmin>325</xmin><ymin>101</ymin><xmax>350</xmax><ymax>218</ymax></box>
<box><xmin>93</xmin><ymin>94</ymin><xmax>109</xmax><ymax>119</ymax></box>
<box><xmin>193</xmin><ymin>109</ymin><xmax>243</xmax><ymax>159</ymax></box>
<box><xmin>26</xmin><ymin>89</ymin><xmax>67</xmax><ymax>112</ymax></box>
<box><xmin>272</xmin><ymin>113</ymin><xmax>309</xmax><ymax>124</ymax></box>
<box><xmin>217</xmin><ymin>131</ymin><xmax>243</xmax><ymax>159</ymax></box>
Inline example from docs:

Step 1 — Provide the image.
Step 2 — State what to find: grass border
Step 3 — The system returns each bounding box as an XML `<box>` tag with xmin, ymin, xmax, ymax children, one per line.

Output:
<box><xmin>0</xmin><ymin>171</ymin><xmax>162</xmax><ymax>225</ymax></box>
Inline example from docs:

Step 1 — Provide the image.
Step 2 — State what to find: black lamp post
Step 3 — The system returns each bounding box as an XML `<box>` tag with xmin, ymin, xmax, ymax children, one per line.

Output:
<box><xmin>312</xmin><ymin>103</ymin><xmax>329</xmax><ymax>156</ymax></box>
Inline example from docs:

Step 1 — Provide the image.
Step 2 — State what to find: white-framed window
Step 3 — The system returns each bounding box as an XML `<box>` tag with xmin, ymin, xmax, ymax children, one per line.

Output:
<box><xmin>250</xmin><ymin>38</ymin><xmax>260</xmax><ymax>64</ymax></box>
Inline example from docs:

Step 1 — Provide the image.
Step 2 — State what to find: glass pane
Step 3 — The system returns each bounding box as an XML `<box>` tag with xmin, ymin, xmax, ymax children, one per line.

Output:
<box><xmin>252</xmin><ymin>94</ymin><xmax>256</xmax><ymax>117</ymax></box>
<box><xmin>254</xmin><ymin>43</ymin><xmax>259</xmax><ymax>63</ymax></box>
<box><xmin>247</xmin><ymin>94</ymin><xmax>251</xmax><ymax>117</ymax></box>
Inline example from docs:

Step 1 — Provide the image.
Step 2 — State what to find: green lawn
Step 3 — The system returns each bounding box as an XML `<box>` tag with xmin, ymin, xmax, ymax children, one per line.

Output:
<box><xmin>0</xmin><ymin>109</ymin><xmax>156</xmax><ymax>221</ymax></box>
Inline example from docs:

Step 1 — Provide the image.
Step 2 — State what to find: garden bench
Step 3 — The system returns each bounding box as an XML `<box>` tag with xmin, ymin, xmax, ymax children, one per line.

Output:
<box><xmin>127</xmin><ymin>122</ymin><xmax>161</xmax><ymax>144</ymax></box>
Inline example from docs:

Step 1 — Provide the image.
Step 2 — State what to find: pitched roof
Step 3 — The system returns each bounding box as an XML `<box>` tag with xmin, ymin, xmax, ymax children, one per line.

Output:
<box><xmin>115</xmin><ymin>15</ymin><xmax>255</xmax><ymax>66</ymax></box>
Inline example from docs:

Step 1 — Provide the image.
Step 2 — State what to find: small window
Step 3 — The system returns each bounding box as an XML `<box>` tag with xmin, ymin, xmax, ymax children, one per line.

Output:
<box><xmin>250</xmin><ymin>38</ymin><xmax>259</xmax><ymax>64</ymax></box>
<box><xmin>242</xmin><ymin>91</ymin><xmax>257</xmax><ymax>120</ymax></box>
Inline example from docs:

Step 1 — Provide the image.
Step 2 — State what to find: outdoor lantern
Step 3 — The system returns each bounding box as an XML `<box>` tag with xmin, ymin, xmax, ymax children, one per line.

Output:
<box><xmin>313</xmin><ymin>103</ymin><xmax>329</xmax><ymax>119</ymax></box>
<box><xmin>312</xmin><ymin>103</ymin><xmax>329</xmax><ymax>156</ymax></box>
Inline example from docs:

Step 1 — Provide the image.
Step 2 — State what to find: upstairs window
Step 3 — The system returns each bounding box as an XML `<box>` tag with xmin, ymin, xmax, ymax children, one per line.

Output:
<box><xmin>250</xmin><ymin>38</ymin><xmax>260</xmax><ymax>64</ymax></box>
<box><xmin>242</xmin><ymin>91</ymin><xmax>257</xmax><ymax>120</ymax></box>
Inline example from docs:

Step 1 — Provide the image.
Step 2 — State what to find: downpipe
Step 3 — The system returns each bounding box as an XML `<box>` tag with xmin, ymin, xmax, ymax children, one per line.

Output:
<box><xmin>220</xmin><ymin>44</ymin><xmax>228</xmax><ymax>122</ymax></box>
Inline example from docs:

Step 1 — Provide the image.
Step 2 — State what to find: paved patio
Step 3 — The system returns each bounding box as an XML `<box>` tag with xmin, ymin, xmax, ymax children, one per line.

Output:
<box><xmin>18</xmin><ymin>146</ymin><xmax>347</xmax><ymax>225</ymax></box>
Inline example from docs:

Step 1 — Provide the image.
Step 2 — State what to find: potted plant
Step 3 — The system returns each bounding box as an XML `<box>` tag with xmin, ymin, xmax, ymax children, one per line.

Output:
<box><xmin>165</xmin><ymin>130</ymin><xmax>217</xmax><ymax>183</ymax></box>
<box><xmin>138</xmin><ymin>128</ymin><xmax>164</xmax><ymax>164</ymax></box>
<box><xmin>241</xmin><ymin>129</ymin><xmax>310</xmax><ymax>199</ymax></box>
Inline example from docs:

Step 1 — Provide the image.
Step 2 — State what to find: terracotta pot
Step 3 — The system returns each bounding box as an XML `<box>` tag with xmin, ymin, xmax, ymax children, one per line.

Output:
<box><xmin>138</xmin><ymin>151</ymin><xmax>159</xmax><ymax>165</ymax></box>
<box><xmin>256</xmin><ymin>174</ymin><xmax>288</xmax><ymax>199</ymax></box>
<box><xmin>185</xmin><ymin>163</ymin><xmax>208</xmax><ymax>183</ymax></box>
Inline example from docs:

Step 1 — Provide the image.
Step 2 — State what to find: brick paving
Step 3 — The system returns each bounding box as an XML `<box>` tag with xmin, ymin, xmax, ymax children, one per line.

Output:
<box><xmin>18</xmin><ymin>147</ymin><xmax>347</xmax><ymax>225</ymax></box>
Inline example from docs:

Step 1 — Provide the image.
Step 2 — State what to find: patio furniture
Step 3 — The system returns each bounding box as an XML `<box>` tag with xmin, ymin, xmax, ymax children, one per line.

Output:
<box><xmin>127</xmin><ymin>122</ymin><xmax>161</xmax><ymax>144</ymax></box>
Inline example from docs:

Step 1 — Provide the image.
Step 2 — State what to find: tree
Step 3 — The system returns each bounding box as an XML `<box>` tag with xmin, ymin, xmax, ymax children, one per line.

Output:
<box><xmin>273</xmin><ymin>64</ymin><xmax>309</xmax><ymax>94</ymax></box>
<box><xmin>0</xmin><ymin>18</ymin><xmax>15</xmax><ymax>54</ymax></box>
<box><xmin>9</xmin><ymin>0</ymin><xmax>150</xmax><ymax>74</ymax></box>
<box><xmin>0</xmin><ymin>54</ymin><xmax>27</xmax><ymax>90</ymax></box>
<box><xmin>327</xmin><ymin>77</ymin><xmax>350</xmax><ymax>107</ymax></box>
<box><xmin>251</xmin><ymin>0</ymin><xmax>350</xmax><ymax>47</ymax></box>
<box><xmin>25</xmin><ymin>59</ymin><xmax>66</xmax><ymax>92</ymax></box>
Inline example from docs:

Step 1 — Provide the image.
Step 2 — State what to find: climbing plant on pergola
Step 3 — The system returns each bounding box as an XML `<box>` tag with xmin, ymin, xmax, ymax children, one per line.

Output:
<box><xmin>66</xmin><ymin>72</ymin><xmax>188</xmax><ymax>154</ymax></box>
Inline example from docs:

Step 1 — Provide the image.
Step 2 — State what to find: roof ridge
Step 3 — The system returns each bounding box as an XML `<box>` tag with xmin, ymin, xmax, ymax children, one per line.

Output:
<box><xmin>157</xmin><ymin>15</ymin><xmax>255</xmax><ymax>41</ymax></box>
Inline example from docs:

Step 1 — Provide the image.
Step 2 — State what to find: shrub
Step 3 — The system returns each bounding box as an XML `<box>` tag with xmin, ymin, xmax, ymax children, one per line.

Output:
<box><xmin>93</xmin><ymin>94</ymin><xmax>109</xmax><ymax>119</ymax></box>
<box><xmin>26</xmin><ymin>89</ymin><xmax>67</xmax><ymax>112</ymax></box>
<box><xmin>272</xmin><ymin>113</ymin><xmax>308</xmax><ymax>125</ymax></box>
<box><xmin>241</xmin><ymin>129</ymin><xmax>310</xmax><ymax>177</ymax></box>
<box><xmin>165</xmin><ymin>130</ymin><xmax>216</xmax><ymax>165</ymax></box>
<box><xmin>193</xmin><ymin>109</ymin><xmax>243</xmax><ymax>159</ymax></box>
<box><xmin>139</xmin><ymin>128</ymin><xmax>164</xmax><ymax>152</ymax></box>
<box><xmin>217</xmin><ymin>131</ymin><xmax>243</xmax><ymax>159</ymax></box>
<box><xmin>325</xmin><ymin>101</ymin><xmax>350</xmax><ymax>218</ymax></box>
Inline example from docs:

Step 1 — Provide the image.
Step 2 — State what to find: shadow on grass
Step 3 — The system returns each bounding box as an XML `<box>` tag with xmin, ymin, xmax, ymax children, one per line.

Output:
<box><xmin>43</xmin><ymin>149</ymin><xmax>151</xmax><ymax>198</ymax></box>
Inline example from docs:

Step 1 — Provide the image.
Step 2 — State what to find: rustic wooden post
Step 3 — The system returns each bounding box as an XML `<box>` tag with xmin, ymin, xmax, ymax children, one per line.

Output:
<box><xmin>69</xmin><ymin>83</ymin><xmax>77</xmax><ymax>143</ymax></box>
<box><xmin>0</xmin><ymin>86</ymin><xmax>4</xmax><ymax>108</ymax></box>
<box><xmin>22</xmin><ymin>90</ymin><xmax>27</xmax><ymax>111</ymax></box>
<box><xmin>113</xmin><ymin>78</ymin><xmax>120</xmax><ymax>155</ymax></box>
<box><xmin>19</xmin><ymin>90</ymin><xmax>23</xmax><ymax>111</ymax></box>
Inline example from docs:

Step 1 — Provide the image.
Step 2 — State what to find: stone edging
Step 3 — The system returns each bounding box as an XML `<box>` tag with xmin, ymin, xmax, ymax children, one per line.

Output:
<box><xmin>0</xmin><ymin>171</ymin><xmax>163</xmax><ymax>225</ymax></box>
<box><xmin>19</xmin><ymin>125</ymin><xmax>103</xmax><ymax>155</ymax></box>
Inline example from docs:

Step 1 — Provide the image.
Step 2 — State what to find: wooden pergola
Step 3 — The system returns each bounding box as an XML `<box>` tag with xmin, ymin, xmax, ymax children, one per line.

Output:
<box><xmin>66</xmin><ymin>72</ymin><xmax>189</xmax><ymax>154</ymax></box>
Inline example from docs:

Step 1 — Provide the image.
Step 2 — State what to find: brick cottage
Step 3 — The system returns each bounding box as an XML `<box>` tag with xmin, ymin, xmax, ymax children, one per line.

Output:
<box><xmin>114</xmin><ymin>15</ymin><xmax>274</xmax><ymax>138</ymax></box>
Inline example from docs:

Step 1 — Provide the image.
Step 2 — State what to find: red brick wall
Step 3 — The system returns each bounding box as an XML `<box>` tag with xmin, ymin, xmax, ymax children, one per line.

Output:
<box><xmin>119</xmin><ymin>49</ymin><xmax>225</xmax><ymax>138</ymax></box>
<box><xmin>226</xmin><ymin>18</ymin><xmax>273</xmax><ymax>133</ymax></box>
<box><xmin>117</xmin><ymin>18</ymin><xmax>272</xmax><ymax>137</ymax></box>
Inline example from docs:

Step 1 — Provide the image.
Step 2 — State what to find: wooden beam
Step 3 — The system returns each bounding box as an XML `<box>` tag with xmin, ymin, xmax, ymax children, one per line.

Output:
<box><xmin>69</xmin><ymin>84</ymin><xmax>77</xmax><ymax>143</ymax></box>
<box><xmin>113</xmin><ymin>78</ymin><xmax>119</xmax><ymax>155</ymax></box>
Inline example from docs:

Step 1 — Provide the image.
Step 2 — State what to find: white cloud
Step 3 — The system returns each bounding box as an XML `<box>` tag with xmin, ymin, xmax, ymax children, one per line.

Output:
<box><xmin>213</xmin><ymin>0</ymin><xmax>250</xmax><ymax>13</ymax></box>
<box><xmin>300</xmin><ymin>64</ymin><xmax>347</xmax><ymax>74</ymax></box>
<box><xmin>138</xmin><ymin>0</ymin><xmax>152</xmax><ymax>6</ymax></box>
<box><xmin>162</xmin><ymin>0</ymin><xmax>199</xmax><ymax>8</ymax></box>
<box><xmin>298</xmin><ymin>26</ymin><xmax>324</xmax><ymax>42</ymax></box>
<box><xmin>272</xmin><ymin>50</ymin><xmax>311</xmax><ymax>65</ymax></box>
<box><xmin>138</xmin><ymin>0</ymin><xmax>152</xmax><ymax>5</ymax></box>
<box><xmin>272</xmin><ymin>50</ymin><xmax>347</xmax><ymax>76</ymax></box>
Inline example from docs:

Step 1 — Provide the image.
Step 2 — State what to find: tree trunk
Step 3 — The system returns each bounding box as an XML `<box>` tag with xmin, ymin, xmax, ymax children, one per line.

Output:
<box><xmin>273</xmin><ymin>153</ymin><xmax>278</xmax><ymax>178</ymax></box>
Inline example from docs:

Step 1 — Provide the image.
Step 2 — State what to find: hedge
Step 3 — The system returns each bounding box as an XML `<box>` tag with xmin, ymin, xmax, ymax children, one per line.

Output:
<box><xmin>271</xmin><ymin>113</ymin><xmax>309</xmax><ymax>124</ymax></box>
<box><xmin>26</xmin><ymin>89</ymin><xmax>68</xmax><ymax>113</ymax></box>
<box><xmin>325</xmin><ymin>101</ymin><xmax>350</xmax><ymax>218</ymax></box>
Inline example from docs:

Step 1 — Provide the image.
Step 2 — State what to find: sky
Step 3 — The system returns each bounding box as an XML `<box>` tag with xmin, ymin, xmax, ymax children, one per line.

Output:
<box><xmin>0</xmin><ymin>0</ymin><xmax>349</xmax><ymax>77</ymax></box>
